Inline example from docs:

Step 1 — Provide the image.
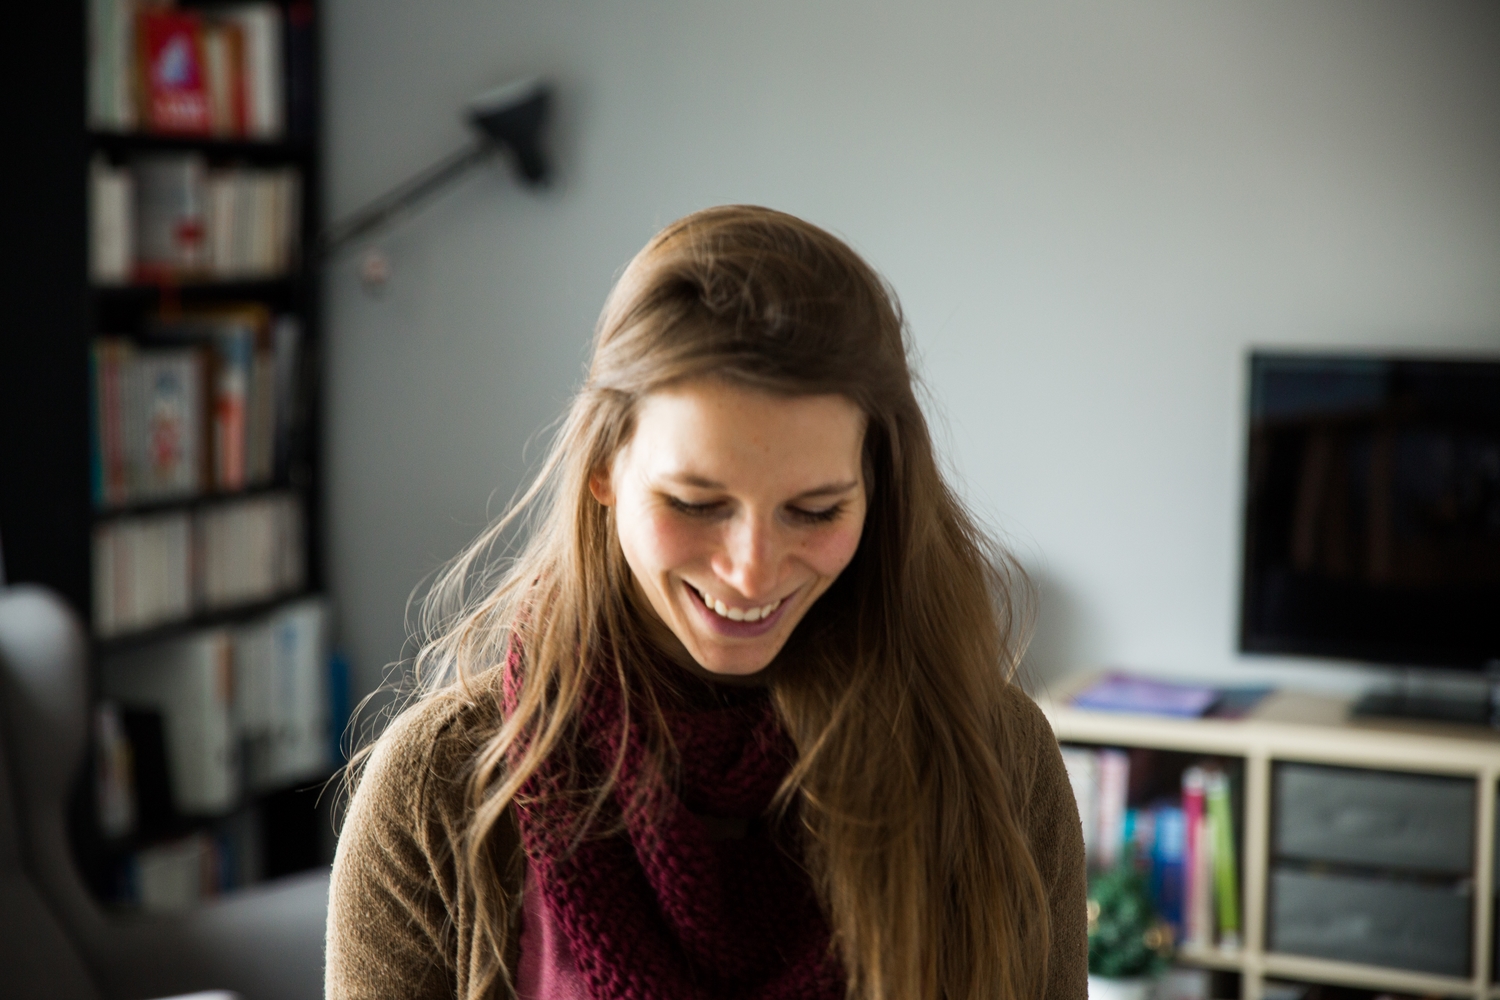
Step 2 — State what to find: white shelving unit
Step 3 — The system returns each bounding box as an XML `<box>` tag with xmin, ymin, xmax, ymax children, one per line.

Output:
<box><xmin>1039</xmin><ymin>680</ymin><xmax>1500</xmax><ymax>1000</ymax></box>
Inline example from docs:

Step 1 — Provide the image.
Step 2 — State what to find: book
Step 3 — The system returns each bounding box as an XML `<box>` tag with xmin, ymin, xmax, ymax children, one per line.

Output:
<box><xmin>196</xmin><ymin>492</ymin><xmax>306</xmax><ymax>609</ymax></box>
<box><xmin>91</xmin><ymin>492</ymin><xmax>305</xmax><ymax>637</ymax></box>
<box><xmin>1094</xmin><ymin>748</ymin><xmax>1130</xmax><ymax>871</ymax></box>
<box><xmin>200</xmin><ymin>18</ymin><xmax>247</xmax><ymax>137</ymax></box>
<box><xmin>1151</xmin><ymin>803</ymin><xmax>1186</xmax><ymax>937</ymax></box>
<box><xmin>1206</xmin><ymin>769</ymin><xmax>1242</xmax><ymax>948</ymax></box>
<box><xmin>236</xmin><ymin>598</ymin><xmax>331</xmax><ymax>790</ymax></box>
<box><xmin>102</xmin><ymin>629</ymin><xmax>239</xmax><ymax>815</ymax></box>
<box><xmin>1071</xmin><ymin>673</ymin><xmax>1220</xmax><ymax>718</ymax></box>
<box><xmin>128</xmin><ymin>348</ymin><xmax>205</xmax><ymax>501</ymax></box>
<box><xmin>137</xmin><ymin>7</ymin><xmax>212</xmax><ymax>135</ymax></box>
<box><xmin>88</xmin><ymin>0</ymin><xmax>140</xmax><ymax>131</ymax></box>
<box><xmin>1182</xmin><ymin>766</ymin><xmax>1212</xmax><ymax>947</ymax></box>
<box><xmin>133</xmin><ymin>154</ymin><xmax>209</xmax><ymax>277</ymax></box>
<box><xmin>90</xmin><ymin>157</ymin><xmax>135</xmax><ymax>284</ymax></box>
<box><xmin>225</xmin><ymin>4</ymin><xmax>285</xmax><ymax>140</ymax></box>
<box><xmin>151</xmin><ymin>307</ymin><xmax>266</xmax><ymax>489</ymax></box>
<box><xmin>92</xmin><ymin>511</ymin><xmax>193</xmax><ymax>637</ymax></box>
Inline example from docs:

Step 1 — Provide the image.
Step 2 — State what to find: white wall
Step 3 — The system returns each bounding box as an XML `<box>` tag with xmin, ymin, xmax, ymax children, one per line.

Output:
<box><xmin>323</xmin><ymin>0</ymin><xmax>1500</xmax><ymax>701</ymax></box>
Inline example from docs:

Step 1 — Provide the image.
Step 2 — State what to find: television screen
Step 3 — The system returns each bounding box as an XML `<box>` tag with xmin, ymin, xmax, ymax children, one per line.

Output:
<box><xmin>1240</xmin><ymin>352</ymin><xmax>1500</xmax><ymax>669</ymax></box>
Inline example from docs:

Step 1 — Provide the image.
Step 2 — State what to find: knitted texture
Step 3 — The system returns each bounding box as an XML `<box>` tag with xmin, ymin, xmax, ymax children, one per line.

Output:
<box><xmin>507</xmin><ymin>655</ymin><xmax>845</xmax><ymax>1000</ymax></box>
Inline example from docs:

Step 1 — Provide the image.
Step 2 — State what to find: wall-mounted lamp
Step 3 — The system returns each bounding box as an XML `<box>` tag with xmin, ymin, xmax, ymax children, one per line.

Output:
<box><xmin>322</xmin><ymin>77</ymin><xmax>553</xmax><ymax>265</ymax></box>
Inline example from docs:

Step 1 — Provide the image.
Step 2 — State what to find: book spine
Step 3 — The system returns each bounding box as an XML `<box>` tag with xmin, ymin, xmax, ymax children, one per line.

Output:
<box><xmin>1095</xmin><ymin>749</ymin><xmax>1130</xmax><ymax>870</ymax></box>
<box><xmin>90</xmin><ymin>157</ymin><xmax>135</xmax><ymax>284</ymax></box>
<box><xmin>1207</xmin><ymin>769</ymin><xmax>1241</xmax><ymax>948</ymax></box>
<box><xmin>213</xmin><ymin>334</ymin><xmax>250</xmax><ymax>491</ymax></box>
<box><xmin>1182</xmin><ymin>765</ymin><xmax>1210</xmax><ymax>947</ymax></box>
<box><xmin>1151</xmin><ymin>803</ymin><xmax>1185</xmax><ymax>939</ymax></box>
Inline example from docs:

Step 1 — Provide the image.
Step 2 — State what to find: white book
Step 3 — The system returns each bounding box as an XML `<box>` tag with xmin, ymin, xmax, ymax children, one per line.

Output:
<box><xmin>90</xmin><ymin>157</ymin><xmax>134</xmax><ymax>284</ymax></box>
<box><xmin>92</xmin><ymin>513</ymin><xmax>192</xmax><ymax>636</ymax></box>
<box><xmin>200</xmin><ymin>23</ymin><xmax>237</xmax><ymax>138</ymax></box>
<box><xmin>103</xmin><ymin>630</ymin><xmax>239</xmax><ymax>815</ymax></box>
<box><xmin>206</xmin><ymin>171</ymin><xmax>240</xmax><ymax>279</ymax></box>
<box><xmin>228</xmin><ymin>5</ymin><xmax>285</xmax><ymax>140</ymax></box>
<box><xmin>232</xmin><ymin>171</ymin><xmax>257</xmax><ymax>276</ymax></box>
<box><xmin>264</xmin><ymin>598</ymin><xmax>330</xmax><ymax>788</ymax></box>
<box><xmin>88</xmin><ymin>0</ymin><xmax>138</xmax><ymax>131</ymax></box>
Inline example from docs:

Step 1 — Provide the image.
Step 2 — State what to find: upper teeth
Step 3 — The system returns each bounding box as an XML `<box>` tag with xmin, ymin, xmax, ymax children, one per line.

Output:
<box><xmin>696</xmin><ymin>585</ymin><xmax>782</xmax><ymax>623</ymax></box>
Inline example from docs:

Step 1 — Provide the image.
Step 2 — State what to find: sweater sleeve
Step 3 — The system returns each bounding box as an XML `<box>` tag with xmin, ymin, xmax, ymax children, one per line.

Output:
<box><xmin>1008</xmin><ymin>684</ymin><xmax>1090</xmax><ymax>999</ymax></box>
<box><xmin>325</xmin><ymin>698</ymin><xmax>470</xmax><ymax>1000</ymax></box>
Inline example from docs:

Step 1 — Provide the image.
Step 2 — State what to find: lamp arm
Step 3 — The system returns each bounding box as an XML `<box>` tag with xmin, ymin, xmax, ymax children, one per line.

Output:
<box><xmin>320</xmin><ymin>139</ymin><xmax>495</xmax><ymax>257</ymax></box>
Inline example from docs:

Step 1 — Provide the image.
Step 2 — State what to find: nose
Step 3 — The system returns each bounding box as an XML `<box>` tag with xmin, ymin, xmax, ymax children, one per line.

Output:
<box><xmin>711</xmin><ymin>511</ymin><xmax>781</xmax><ymax>600</ymax></box>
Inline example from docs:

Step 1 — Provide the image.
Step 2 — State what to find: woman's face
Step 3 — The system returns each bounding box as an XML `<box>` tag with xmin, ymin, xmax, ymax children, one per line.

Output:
<box><xmin>592</xmin><ymin>377</ymin><xmax>868</xmax><ymax>677</ymax></box>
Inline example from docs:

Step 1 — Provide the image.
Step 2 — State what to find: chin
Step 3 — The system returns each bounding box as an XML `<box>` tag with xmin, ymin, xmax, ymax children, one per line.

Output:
<box><xmin>691</xmin><ymin>647</ymin><xmax>776</xmax><ymax>677</ymax></box>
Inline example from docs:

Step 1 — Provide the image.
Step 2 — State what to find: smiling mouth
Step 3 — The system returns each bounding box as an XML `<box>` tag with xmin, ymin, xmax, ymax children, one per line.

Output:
<box><xmin>689</xmin><ymin>583</ymin><xmax>784</xmax><ymax>622</ymax></box>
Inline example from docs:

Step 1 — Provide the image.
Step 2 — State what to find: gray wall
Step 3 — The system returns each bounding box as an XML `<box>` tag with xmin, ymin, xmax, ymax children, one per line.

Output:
<box><xmin>323</xmin><ymin>0</ymin><xmax>1500</xmax><ymax>701</ymax></box>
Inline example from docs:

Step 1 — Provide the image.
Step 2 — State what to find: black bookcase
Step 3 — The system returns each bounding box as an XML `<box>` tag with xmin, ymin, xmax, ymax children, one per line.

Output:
<box><xmin>0</xmin><ymin>0</ymin><xmax>332</xmax><ymax>901</ymax></box>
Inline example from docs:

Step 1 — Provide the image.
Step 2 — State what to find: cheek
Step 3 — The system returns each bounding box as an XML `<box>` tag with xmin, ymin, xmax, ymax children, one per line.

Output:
<box><xmin>617</xmin><ymin>503</ymin><xmax>709</xmax><ymax>576</ymax></box>
<box><xmin>799</xmin><ymin>522</ymin><xmax>865</xmax><ymax>578</ymax></box>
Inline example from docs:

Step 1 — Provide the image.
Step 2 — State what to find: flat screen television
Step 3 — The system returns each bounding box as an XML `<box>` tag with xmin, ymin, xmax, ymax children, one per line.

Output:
<box><xmin>1239</xmin><ymin>352</ymin><xmax>1500</xmax><ymax>688</ymax></box>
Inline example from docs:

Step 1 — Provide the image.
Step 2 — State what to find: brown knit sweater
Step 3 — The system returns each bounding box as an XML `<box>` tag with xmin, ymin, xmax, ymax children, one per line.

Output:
<box><xmin>325</xmin><ymin>682</ymin><xmax>1088</xmax><ymax>1000</ymax></box>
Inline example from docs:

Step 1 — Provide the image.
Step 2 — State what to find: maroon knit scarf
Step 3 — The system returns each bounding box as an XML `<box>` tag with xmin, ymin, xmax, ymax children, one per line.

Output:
<box><xmin>506</xmin><ymin>655</ymin><xmax>845</xmax><ymax>1000</ymax></box>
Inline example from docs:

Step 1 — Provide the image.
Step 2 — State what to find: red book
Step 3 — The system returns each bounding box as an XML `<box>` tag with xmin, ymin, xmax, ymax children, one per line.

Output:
<box><xmin>138</xmin><ymin>9</ymin><xmax>212</xmax><ymax>135</ymax></box>
<box><xmin>1181</xmin><ymin>766</ymin><xmax>1210</xmax><ymax>947</ymax></box>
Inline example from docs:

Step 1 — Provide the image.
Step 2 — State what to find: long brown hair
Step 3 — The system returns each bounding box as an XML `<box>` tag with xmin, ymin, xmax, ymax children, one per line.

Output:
<box><xmin>395</xmin><ymin>205</ymin><xmax>1048</xmax><ymax>1000</ymax></box>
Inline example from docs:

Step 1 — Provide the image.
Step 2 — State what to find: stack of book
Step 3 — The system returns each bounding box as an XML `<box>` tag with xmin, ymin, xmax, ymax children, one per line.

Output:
<box><xmin>88</xmin><ymin>0</ymin><xmax>314</xmax><ymax>140</ymax></box>
<box><xmin>92</xmin><ymin>492</ymin><xmax>306</xmax><ymax>638</ymax></box>
<box><xmin>96</xmin><ymin>599</ymin><xmax>336</xmax><ymax>912</ymax></box>
<box><xmin>91</xmin><ymin>157</ymin><xmax>302</xmax><ymax>284</ymax></box>
<box><xmin>91</xmin><ymin>311</ymin><xmax>301</xmax><ymax>506</ymax></box>
<box><xmin>1062</xmin><ymin>745</ymin><xmax>1242</xmax><ymax>953</ymax></box>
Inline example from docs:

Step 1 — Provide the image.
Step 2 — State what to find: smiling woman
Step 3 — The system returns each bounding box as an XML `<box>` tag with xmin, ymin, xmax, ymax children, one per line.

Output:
<box><xmin>326</xmin><ymin>206</ymin><xmax>1088</xmax><ymax>1000</ymax></box>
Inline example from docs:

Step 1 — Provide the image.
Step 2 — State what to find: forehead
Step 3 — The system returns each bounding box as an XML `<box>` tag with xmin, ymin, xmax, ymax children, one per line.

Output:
<box><xmin>620</xmin><ymin>379</ymin><xmax>865</xmax><ymax>488</ymax></box>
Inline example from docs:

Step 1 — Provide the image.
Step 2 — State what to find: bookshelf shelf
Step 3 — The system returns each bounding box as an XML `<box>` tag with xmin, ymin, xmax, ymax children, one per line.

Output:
<box><xmin>93</xmin><ymin>587</ymin><xmax>316</xmax><ymax>656</ymax></box>
<box><xmin>1041</xmin><ymin>677</ymin><xmax>1500</xmax><ymax>1000</ymax></box>
<box><xmin>89</xmin><ymin>128</ymin><xmax>314</xmax><ymax>163</ymax></box>
<box><xmin>1175</xmin><ymin>945</ymin><xmax>1246</xmax><ymax>972</ymax></box>
<box><xmin>1259</xmin><ymin>951</ymin><xmax>1474</xmax><ymax>998</ymax></box>
<box><xmin>92</xmin><ymin>276</ymin><xmax>306</xmax><ymax>297</ymax></box>
<box><xmin>92</xmin><ymin>481</ymin><xmax>307</xmax><ymax>522</ymax></box>
<box><xmin>1</xmin><ymin>0</ymin><xmax>332</xmax><ymax>914</ymax></box>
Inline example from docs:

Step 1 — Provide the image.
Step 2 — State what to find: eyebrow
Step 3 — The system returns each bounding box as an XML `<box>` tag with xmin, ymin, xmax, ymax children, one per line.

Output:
<box><xmin>663</xmin><ymin>473</ymin><xmax>860</xmax><ymax>500</ymax></box>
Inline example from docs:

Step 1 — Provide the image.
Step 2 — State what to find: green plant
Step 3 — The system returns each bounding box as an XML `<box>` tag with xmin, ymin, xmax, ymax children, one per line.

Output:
<box><xmin>1087</xmin><ymin>866</ymin><xmax>1173</xmax><ymax>978</ymax></box>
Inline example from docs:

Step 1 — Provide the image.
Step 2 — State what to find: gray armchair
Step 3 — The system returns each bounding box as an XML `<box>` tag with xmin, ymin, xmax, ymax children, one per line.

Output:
<box><xmin>0</xmin><ymin>585</ymin><xmax>329</xmax><ymax>1000</ymax></box>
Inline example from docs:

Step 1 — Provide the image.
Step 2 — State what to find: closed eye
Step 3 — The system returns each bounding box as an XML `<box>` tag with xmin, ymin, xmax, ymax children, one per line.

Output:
<box><xmin>665</xmin><ymin>496</ymin><xmax>726</xmax><ymax>518</ymax></box>
<box><xmin>787</xmin><ymin>503</ymin><xmax>845</xmax><ymax>525</ymax></box>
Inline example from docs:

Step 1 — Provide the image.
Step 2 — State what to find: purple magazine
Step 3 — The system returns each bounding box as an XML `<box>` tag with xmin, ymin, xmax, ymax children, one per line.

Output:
<box><xmin>1071</xmin><ymin>674</ymin><xmax>1220</xmax><ymax>718</ymax></box>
